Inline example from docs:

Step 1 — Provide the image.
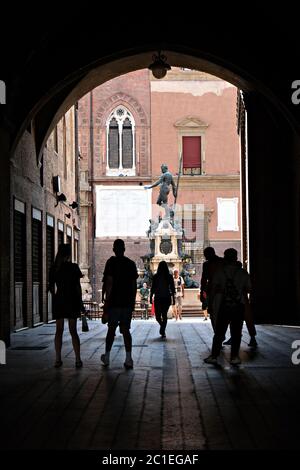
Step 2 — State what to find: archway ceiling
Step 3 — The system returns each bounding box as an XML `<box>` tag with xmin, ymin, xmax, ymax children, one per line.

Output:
<box><xmin>1</xmin><ymin>5</ymin><xmax>299</xmax><ymax>155</ymax></box>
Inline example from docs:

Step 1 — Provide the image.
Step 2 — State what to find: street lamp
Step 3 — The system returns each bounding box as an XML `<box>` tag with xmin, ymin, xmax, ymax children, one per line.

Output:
<box><xmin>148</xmin><ymin>51</ymin><xmax>171</xmax><ymax>79</ymax></box>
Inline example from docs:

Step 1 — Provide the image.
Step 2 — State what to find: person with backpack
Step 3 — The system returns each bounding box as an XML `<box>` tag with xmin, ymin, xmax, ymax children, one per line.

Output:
<box><xmin>223</xmin><ymin>261</ymin><xmax>258</xmax><ymax>348</ymax></box>
<box><xmin>200</xmin><ymin>247</ymin><xmax>223</xmax><ymax>331</ymax></box>
<box><xmin>204</xmin><ymin>248</ymin><xmax>251</xmax><ymax>365</ymax></box>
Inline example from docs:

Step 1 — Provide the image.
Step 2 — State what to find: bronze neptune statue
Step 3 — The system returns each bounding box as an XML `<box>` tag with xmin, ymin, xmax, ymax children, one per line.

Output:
<box><xmin>144</xmin><ymin>164</ymin><xmax>177</xmax><ymax>218</ymax></box>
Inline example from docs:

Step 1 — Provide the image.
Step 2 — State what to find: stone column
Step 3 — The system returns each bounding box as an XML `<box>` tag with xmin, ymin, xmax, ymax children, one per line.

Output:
<box><xmin>79</xmin><ymin>170</ymin><xmax>92</xmax><ymax>292</ymax></box>
<box><xmin>0</xmin><ymin>127</ymin><xmax>11</xmax><ymax>345</ymax></box>
<box><xmin>245</xmin><ymin>91</ymin><xmax>300</xmax><ymax>325</ymax></box>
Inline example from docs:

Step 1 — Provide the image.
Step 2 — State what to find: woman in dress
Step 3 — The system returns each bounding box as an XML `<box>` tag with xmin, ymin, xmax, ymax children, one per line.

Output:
<box><xmin>49</xmin><ymin>244</ymin><xmax>84</xmax><ymax>368</ymax></box>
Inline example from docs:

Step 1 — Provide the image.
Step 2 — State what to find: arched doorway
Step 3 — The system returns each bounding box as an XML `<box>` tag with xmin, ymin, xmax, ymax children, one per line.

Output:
<box><xmin>74</xmin><ymin>67</ymin><xmax>244</xmax><ymax>316</ymax></box>
<box><xmin>1</xmin><ymin>42</ymin><xmax>300</xmax><ymax>344</ymax></box>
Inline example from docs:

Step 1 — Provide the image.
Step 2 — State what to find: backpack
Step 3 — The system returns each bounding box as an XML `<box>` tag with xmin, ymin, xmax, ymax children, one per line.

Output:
<box><xmin>222</xmin><ymin>268</ymin><xmax>242</xmax><ymax>308</ymax></box>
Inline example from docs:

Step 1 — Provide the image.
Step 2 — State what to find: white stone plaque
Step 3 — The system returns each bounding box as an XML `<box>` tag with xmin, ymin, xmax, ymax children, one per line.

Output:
<box><xmin>217</xmin><ymin>197</ymin><xmax>239</xmax><ymax>231</ymax></box>
<box><xmin>96</xmin><ymin>185</ymin><xmax>152</xmax><ymax>237</ymax></box>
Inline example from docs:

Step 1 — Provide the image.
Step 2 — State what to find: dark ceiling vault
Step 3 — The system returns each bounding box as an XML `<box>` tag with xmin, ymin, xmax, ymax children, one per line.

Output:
<box><xmin>0</xmin><ymin>5</ymin><xmax>299</xmax><ymax>157</ymax></box>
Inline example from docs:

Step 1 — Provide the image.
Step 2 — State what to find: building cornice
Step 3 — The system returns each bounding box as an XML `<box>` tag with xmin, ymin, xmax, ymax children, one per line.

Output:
<box><xmin>90</xmin><ymin>175</ymin><xmax>240</xmax><ymax>189</ymax></box>
<box><xmin>174</xmin><ymin>116</ymin><xmax>209</xmax><ymax>129</ymax></box>
<box><xmin>91</xmin><ymin>176</ymin><xmax>152</xmax><ymax>184</ymax></box>
<box><xmin>176</xmin><ymin>175</ymin><xmax>240</xmax><ymax>190</ymax></box>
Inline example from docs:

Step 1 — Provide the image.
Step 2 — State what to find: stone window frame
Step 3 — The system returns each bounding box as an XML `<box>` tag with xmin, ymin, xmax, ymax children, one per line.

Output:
<box><xmin>174</xmin><ymin>117</ymin><xmax>208</xmax><ymax>176</ymax></box>
<box><xmin>106</xmin><ymin>106</ymin><xmax>136</xmax><ymax>176</ymax></box>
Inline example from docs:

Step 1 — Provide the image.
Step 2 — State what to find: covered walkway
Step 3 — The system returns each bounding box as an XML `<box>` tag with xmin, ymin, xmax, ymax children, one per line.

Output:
<box><xmin>0</xmin><ymin>319</ymin><xmax>299</xmax><ymax>450</ymax></box>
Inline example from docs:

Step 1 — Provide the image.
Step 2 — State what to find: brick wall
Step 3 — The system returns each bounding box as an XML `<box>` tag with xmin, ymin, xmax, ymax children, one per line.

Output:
<box><xmin>78</xmin><ymin>69</ymin><xmax>151</xmax><ymax>178</ymax></box>
<box><xmin>10</xmin><ymin>108</ymin><xmax>80</xmax><ymax>329</ymax></box>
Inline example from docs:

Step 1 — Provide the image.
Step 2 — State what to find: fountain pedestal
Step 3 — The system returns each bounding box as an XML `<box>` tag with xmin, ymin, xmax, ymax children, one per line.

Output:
<box><xmin>150</xmin><ymin>218</ymin><xmax>183</xmax><ymax>273</ymax></box>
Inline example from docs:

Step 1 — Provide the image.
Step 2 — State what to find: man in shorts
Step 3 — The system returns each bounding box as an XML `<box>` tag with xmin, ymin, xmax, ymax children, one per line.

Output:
<box><xmin>101</xmin><ymin>239</ymin><xmax>138</xmax><ymax>369</ymax></box>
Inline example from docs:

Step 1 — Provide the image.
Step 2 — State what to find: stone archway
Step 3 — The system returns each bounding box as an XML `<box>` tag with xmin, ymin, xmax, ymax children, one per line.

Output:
<box><xmin>1</xmin><ymin>33</ymin><xmax>300</xmax><ymax>344</ymax></box>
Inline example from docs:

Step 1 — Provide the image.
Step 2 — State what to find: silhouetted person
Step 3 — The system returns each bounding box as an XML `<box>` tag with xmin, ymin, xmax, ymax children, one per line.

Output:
<box><xmin>201</xmin><ymin>291</ymin><xmax>209</xmax><ymax>321</ymax></box>
<box><xmin>49</xmin><ymin>243</ymin><xmax>83</xmax><ymax>368</ymax></box>
<box><xmin>200</xmin><ymin>247</ymin><xmax>223</xmax><ymax>330</ymax></box>
<box><xmin>150</xmin><ymin>261</ymin><xmax>175</xmax><ymax>338</ymax></box>
<box><xmin>244</xmin><ymin>299</ymin><xmax>257</xmax><ymax>347</ymax></box>
<box><xmin>223</xmin><ymin>261</ymin><xmax>257</xmax><ymax>348</ymax></box>
<box><xmin>204</xmin><ymin>248</ymin><xmax>251</xmax><ymax>365</ymax></box>
<box><xmin>101</xmin><ymin>239</ymin><xmax>138</xmax><ymax>369</ymax></box>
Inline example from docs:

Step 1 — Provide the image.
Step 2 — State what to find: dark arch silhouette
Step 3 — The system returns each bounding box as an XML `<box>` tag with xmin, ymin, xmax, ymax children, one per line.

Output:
<box><xmin>1</xmin><ymin>7</ymin><xmax>300</xmax><ymax>345</ymax></box>
<box><xmin>2</xmin><ymin>7</ymin><xmax>299</xmax><ymax>157</ymax></box>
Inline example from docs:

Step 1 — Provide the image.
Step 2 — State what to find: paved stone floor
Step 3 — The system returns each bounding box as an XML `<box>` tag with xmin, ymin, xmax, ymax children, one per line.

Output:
<box><xmin>1</xmin><ymin>318</ymin><xmax>300</xmax><ymax>450</ymax></box>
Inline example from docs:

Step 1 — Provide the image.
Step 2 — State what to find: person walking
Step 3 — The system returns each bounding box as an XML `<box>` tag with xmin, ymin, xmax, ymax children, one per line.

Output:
<box><xmin>150</xmin><ymin>261</ymin><xmax>175</xmax><ymax>338</ymax></box>
<box><xmin>101</xmin><ymin>239</ymin><xmax>138</xmax><ymax>369</ymax></box>
<box><xmin>49</xmin><ymin>243</ymin><xmax>84</xmax><ymax>369</ymax></box>
<box><xmin>223</xmin><ymin>261</ymin><xmax>257</xmax><ymax>348</ymax></box>
<box><xmin>200</xmin><ymin>291</ymin><xmax>209</xmax><ymax>321</ymax></box>
<box><xmin>200</xmin><ymin>247</ymin><xmax>223</xmax><ymax>331</ymax></box>
<box><xmin>204</xmin><ymin>248</ymin><xmax>251</xmax><ymax>365</ymax></box>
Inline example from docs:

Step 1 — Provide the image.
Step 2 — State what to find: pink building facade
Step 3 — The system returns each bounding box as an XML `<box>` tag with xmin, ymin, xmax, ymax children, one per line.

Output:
<box><xmin>78</xmin><ymin>68</ymin><xmax>241</xmax><ymax>299</ymax></box>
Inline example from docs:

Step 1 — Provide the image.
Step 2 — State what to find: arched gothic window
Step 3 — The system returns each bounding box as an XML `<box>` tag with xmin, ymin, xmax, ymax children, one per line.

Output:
<box><xmin>106</xmin><ymin>107</ymin><xmax>136</xmax><ymax>176</ymax></box>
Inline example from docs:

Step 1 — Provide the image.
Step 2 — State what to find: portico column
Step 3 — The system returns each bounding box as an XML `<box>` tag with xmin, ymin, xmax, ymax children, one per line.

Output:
<box><xmin>79</xmin><ymin>170</ymin><xmax>92</xmax><ymax>292</ymax></box>
<box><xmin>245</xmin><ymin>91</ymin><xmax>300</xmax><ymax>325</ymax></box>
<box><xmin>0</xmin><ymin>127</ymin><xmax>11</xmax><ymax>345</ymax></box>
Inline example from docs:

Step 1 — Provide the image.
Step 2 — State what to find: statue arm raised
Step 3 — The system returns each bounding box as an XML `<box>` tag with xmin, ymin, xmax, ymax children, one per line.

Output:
<box><xmin>144</xmin><ymin>176</ymin><xmax>162</xmax><ymax>190</ymax></box>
